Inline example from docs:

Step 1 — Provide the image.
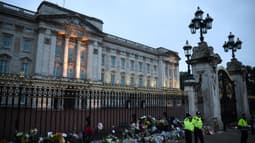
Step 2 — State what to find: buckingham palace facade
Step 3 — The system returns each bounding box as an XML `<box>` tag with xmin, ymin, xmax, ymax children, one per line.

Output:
<box><xmin>0</xmin><ymin>1</ymin><xmax>180</xmax><ymax>89</ymax></box>
<box><xmin>0</xmin><ymin>1</ymin><xmax>187</xmax><ymax>137</ymax></box>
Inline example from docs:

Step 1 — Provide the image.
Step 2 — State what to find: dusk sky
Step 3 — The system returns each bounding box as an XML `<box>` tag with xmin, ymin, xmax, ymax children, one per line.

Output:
<box><xmin>3</xmin><ymin>0</ymin><xmax>255</xmax><ymax>71</ymax></box>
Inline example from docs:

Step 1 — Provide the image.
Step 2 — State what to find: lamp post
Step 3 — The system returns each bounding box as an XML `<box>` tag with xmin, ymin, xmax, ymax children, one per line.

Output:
<box><xmin>223</xmin><ymin>32</ymin><xmax>242</xmax><ymax>59</ymax></box>
<box><xmin>183</xmin><ymin>40</ymin><xmax>193</xmax><ymax>79</ymax></box>
<box><xmin>189</xmin><ymin>7</ymin><xmax>213</xmax><ymax>42</ymax></box>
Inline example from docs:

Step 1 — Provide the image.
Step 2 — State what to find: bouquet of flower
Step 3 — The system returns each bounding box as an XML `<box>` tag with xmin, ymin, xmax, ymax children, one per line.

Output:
<box><xmin>16</xmin><ymin>128</ymin><xmax>40</xmax><ymax>143</ymax></box>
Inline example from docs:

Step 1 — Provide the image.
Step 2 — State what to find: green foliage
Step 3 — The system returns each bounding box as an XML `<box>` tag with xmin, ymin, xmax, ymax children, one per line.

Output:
<box><xmin>179</xmin><ymin>72</ymin><xmax>188</xmax><ymax>90</ymax></box>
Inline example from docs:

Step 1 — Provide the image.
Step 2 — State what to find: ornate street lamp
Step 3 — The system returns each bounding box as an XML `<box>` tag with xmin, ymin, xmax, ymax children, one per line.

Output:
<box><xmin>223</xmin><ymin>32</ymin><xmax>242</xmax><ymax>59</ymax></box>
<box><xmin>189</xmin><ymin>7</ymin><xmax>213</xmax><ymax>42</ymax></box>
<box><xmin>183</xmin><ymin>40</ymin><xmax>193</xmax><ymax>79</ymax></box>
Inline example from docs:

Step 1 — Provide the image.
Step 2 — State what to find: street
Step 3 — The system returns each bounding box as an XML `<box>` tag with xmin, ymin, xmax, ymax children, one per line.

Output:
<box><xmin>204</xmin><ymin>129</ymin><xmax>255</xmax><ymax>143</ymax></box>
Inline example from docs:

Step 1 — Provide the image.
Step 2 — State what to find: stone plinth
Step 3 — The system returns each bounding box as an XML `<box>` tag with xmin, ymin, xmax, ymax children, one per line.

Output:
<box><xmin>184</xmin><ymin>79</ymin><xmax>199</xmax><ymax>116</ymax></box>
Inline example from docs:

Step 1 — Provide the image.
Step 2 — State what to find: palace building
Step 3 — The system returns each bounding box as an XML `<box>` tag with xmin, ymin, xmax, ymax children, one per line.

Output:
<box><xmin>0</xmin><ymin>1</ymin><xmax>180</xmax><ymax>89</ymax></box>
<box><xmin>0</xmin><ymin>2</ymin><xmax>187</xmax><ymax>137</ymax></box>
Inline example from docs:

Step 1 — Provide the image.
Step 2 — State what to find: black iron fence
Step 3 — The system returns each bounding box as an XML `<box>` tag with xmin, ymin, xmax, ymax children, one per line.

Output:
<box><xmin>0</xmin><ymin>75</ymin><xmax>187</xmax><ymax>140</ymax></box>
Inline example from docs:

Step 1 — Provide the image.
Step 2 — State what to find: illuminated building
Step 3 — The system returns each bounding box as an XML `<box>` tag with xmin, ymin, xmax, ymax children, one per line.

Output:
<box><xmin>0</xmin><ymin>1</ymin><xmax>180</xmax><ymax>89</ymax></box>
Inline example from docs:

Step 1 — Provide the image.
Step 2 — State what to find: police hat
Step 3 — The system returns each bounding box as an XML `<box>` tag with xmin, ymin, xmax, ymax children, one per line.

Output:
<box><xmin>185</xmin><ymin>112</ymin><xmax>191</xmax><ymax>117</ymax></box>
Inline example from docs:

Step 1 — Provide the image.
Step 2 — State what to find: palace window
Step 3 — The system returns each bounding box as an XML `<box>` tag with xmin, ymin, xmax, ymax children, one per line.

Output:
<box><xmin>81</xmin><ymin>51</ymin><xmax>85</xmax><ymax>59</ymax></box>
<box><xmin>111</xmin><ymin>56</ymin><xmax>116</xmax><ymax>68</ymax></box>
<box><xmin>102</xmin><ymin>54</ymin><xmax>105</xmax><ymax>66</ymax></box>
<box><xmin>68</xmin><ymin>48</ymin><xmax>73</xmax><ymax>60</ymax></box>
<box><xmin>147</xmin><ymin>63</ymin><xmax>150</xmax><ymax>73</ymax></box>
<box><xmin>44</xmin><ymin>38</ymin><xmax>51</xmax><ymax>45</ymax></box>
<box><xmin>0</xmin><ymin>60</ymin><xmax>8</xmax><ymax>73</ymax></box>
<box><xmin>121</xmin><ymin>58</ymin><xmax>125</xmax><ymax>69</ymax></box>
<box><xmin>139</xmin><ymin>76</ymin><xmax>143</xmax><ymax>87</ymax></box>
<box><xmin>80</xmin><ymin>70</ymin><xmax>85</xmax><ymax>80</ymax></box>
<box><xmin>121</xmin><ymin>75</ymin><xmax>125</xmax><ymax>85</ymax></box>
<box><xmin>93</xmin><ymin>49</ymin><xmax>98</xmax><ymax>54</ymax></box>
<box><xmin>54</xmin><ymin>66</ymin><xmax>61</xmax><ymax>77</ymax></box>
<box><xmin>154</xmin><ymin>65</ymin><xmax>157</xmax><ymax>74</ymax></box>
<box><xmin>139</xmin><ymin>62</ymin><xmax>143</xmax><ymax>72</ymax></box>
<box><xmin>154</xmin><ymin>78</ymin><xmax>158</xmax><ymax>88</ymax></box>
<box><xmin>169</xmin><ymin>67</ymin><xmax>173</xmax><ymax>77</ymax></box>
<box><xmin>2</xmin><ymin>33</ymin><xmax>12</xmax><ymax>49</ymax></box>
<box><xmin>165</xmin><ymin>65</ymin><xmax>168</xmax><ymax>77</ymax></box>
<box><xmin>111</xmin><ymin>73</ymin><xmax>115</xmax><ymax>84</ymax></box>
<box><xmin>147</xmin><ymin>79</ymin><xmax>151</xmax><ymax>88</ymax></box>
<box><xmin>23</xmin><ymin>38</ymin><xmax>32</xmax><ymax>52</ymax></box>
<box><xmin>130</xmin><ymin>60</ymin><xmax>134</xmax><ymax>71</ymax></box>
<box><xmin>101</xmin><ymin>71</ymin><xmax>104</xmax><ymax>82</ymax></box>
<box><xmin>21</xmin><ymin>63</ymin><xmax>29</xmax><ymax>76</ymax></box>
<box><xmin>55</xmin><ymin>45</ymin><xmax>61</xmax><ymax>57</ymax></box>
<box><xmin>67</xmin><ymin>69</ymin><xmax>73</xmax><ymax>78</ymax></box>
<box><xmin>130</xmin><ymin>76</ymin><xmax>135</xmax><ymax>86</ymax></box>
<box><xmin>174</xmin><ymin>67</ymin><xmax>178</xmax><ymax>79</ymax></box>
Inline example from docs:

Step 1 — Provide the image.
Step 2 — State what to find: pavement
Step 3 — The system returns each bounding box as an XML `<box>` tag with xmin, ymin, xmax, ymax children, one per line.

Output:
<box><xmin>204</xmin><ymin>129</ymin><xmax>255</xmax><ymax>143</ymax></box>
<box><xmin>90</xmin><ymin>128</ymin><xmax>255</xmax><ymax>143</ymax></box>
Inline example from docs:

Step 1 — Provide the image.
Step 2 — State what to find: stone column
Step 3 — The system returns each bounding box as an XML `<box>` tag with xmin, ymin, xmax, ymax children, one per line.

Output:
<box><xmin>34</xmin><ymin>28</ymin><xmax>45</xmax><ymax>76</ymax></box>
<box><xmin>174</xmin><ymin>64</ymin><xmax>180</xmax><ymax>88</ymax></box>
<box><xmin>62</xmin><ymin>36</ymin><xmax>69</xmax><ymax>77</ymax></box>
<box><xmin>158</xmin><ymin>57</ymin><xmax>165</xmax><ymax>88</ymax></box>
<box><xmin>184</xmin><ymin>79</ymin><xmax>198</xmax><ymax>116</ymax></box>
<box><xmin>49</xmin><ymin>32</ymin><xmax>56</xmax><ymax>76</ymax></box>
<box><xmin>75</xmin><ymin>40</ymin><xmax>81</xmax><ymax>79</ymax></box>
<box><xmin>227</xmin><ymin>59</ymin><xmax>250</xmax><ymax>118</ymax></box>
<box><xmin>97</xmin><ymin>42</ymin><xmax>102</xmax><ymax>81</ymax></box>
<box><xmin>86</xmin><ymin>40</ymin><xmax>96</xmax><ymax>81</ymax></box>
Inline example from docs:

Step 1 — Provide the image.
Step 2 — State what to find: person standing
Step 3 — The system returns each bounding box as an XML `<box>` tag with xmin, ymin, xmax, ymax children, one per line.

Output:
<box><xmin>251</xmin><ymin>114</ymin><xmax>254</xmax><ymax>135</ymax></box>
<box><xmin>184</xmin><ymin>113</ymin><xmax>194</xmax><ymax>143</ymax></box>
<box><xmin>238</xmin><ymin>113</ymin><xmax>249</xmax><ymax>143</ymax></box>
<box><xmin>192</xmin><ymin>111</ymin><xmax>204</xmax><ymax>143</ymax></box>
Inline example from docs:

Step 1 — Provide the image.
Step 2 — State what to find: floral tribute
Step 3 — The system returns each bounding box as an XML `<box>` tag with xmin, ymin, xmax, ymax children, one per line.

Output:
<box><xmin>102</xmin><ymin>115</ymin><xmax>184</xmax><ymax>143</ymax></box>
<box><xmin>10</xmin><ymin>115</ymin><xmax>184</xmax><ymax>143</ymax></box>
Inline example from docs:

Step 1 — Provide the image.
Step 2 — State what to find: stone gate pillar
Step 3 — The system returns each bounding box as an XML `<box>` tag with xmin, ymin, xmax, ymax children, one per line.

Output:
<box><xmin>227</xmin><ymin>59</ymin><xmax>250</xmax><ymax>118</ymax></box>
<box><xmin>184</xmin><ymin>79</ymin><xmax>199</xmax><ymax>116</ymax></box>
<box><xmin>189</xmin><ymin>42</ymin><xmax>223</xmax><ymax>128</ymax></box>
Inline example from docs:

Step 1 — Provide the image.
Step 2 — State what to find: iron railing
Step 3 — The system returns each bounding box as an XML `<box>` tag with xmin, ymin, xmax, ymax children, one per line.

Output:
<box><xmin>0</xmin><ymin>75</ymin><xmax>187</xmax><ymax>140</ymax></box>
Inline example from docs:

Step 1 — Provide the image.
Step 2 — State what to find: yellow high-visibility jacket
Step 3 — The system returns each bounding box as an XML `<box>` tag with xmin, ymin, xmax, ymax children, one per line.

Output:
<box><xmin>192</xmin><ymin>116</ymin><xmax>203</xmax><ymax>129</ymax></box>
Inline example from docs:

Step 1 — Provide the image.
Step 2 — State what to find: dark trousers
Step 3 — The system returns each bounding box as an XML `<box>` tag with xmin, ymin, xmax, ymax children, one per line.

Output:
<box><xmin>185</xmin><ymin>130</ymin><xmax>193</xmax><ymax>143</ymax></box>
<box><xmin>194</xmin><ymin>127</ymin><xmax>204</xmax><ymax>143</ymax></box>
<box><xmin>240</xmin><ymin>130</ymin><xmax>248</xmax><ymax>143</ymax></box>
<box><xmin>251</xmin><ymin>125</ymin><xmax>254</xmax><ymax>135</ymax></box>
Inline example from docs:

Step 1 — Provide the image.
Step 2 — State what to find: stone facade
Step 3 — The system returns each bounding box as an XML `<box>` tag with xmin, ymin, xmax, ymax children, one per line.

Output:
<box><xmin>0</xmin><ymin>1</ymin><xmax>180</xmax><ymax>89</ymax></box>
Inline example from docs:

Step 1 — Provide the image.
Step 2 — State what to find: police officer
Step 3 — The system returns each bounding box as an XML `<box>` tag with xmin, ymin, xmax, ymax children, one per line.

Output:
<box><xmin>251</xmin><ymin>114</ymin><xmax>254</xmax><ymax>135</ymax></box>
<box><xmin>238</xmin><ymin>113</ymin><xmax>249</xmax><ymax>143</ymax></box>
<box><xmin>192</xmin><ymin>111</ymin><xmax>204</xmax><ymax>143</ymax></box>
<box><xmin>184</xmin><ymin>112</ymin><xmax>194</xmax><ymax>143</ymax></box>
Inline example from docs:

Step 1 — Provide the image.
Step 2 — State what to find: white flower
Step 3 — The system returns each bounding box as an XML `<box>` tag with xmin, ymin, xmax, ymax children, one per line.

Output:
<box><xmin>97</xmin><ymin>122</ymin><xmax>103</xmax><ymax>130</ymax></box>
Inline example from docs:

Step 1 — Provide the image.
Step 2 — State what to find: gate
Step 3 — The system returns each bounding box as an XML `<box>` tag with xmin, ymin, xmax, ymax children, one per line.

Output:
<box><xmin>218</xmin><ymin>69</ymin><xmax>237</xmax><ymax>129</ymax></box>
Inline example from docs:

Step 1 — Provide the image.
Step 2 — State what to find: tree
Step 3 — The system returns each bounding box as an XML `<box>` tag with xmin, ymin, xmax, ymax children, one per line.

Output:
<box><xmin>244</xmin><ymin>65</ymin><xmax>255</xmax><ymax>96</ymax></box>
